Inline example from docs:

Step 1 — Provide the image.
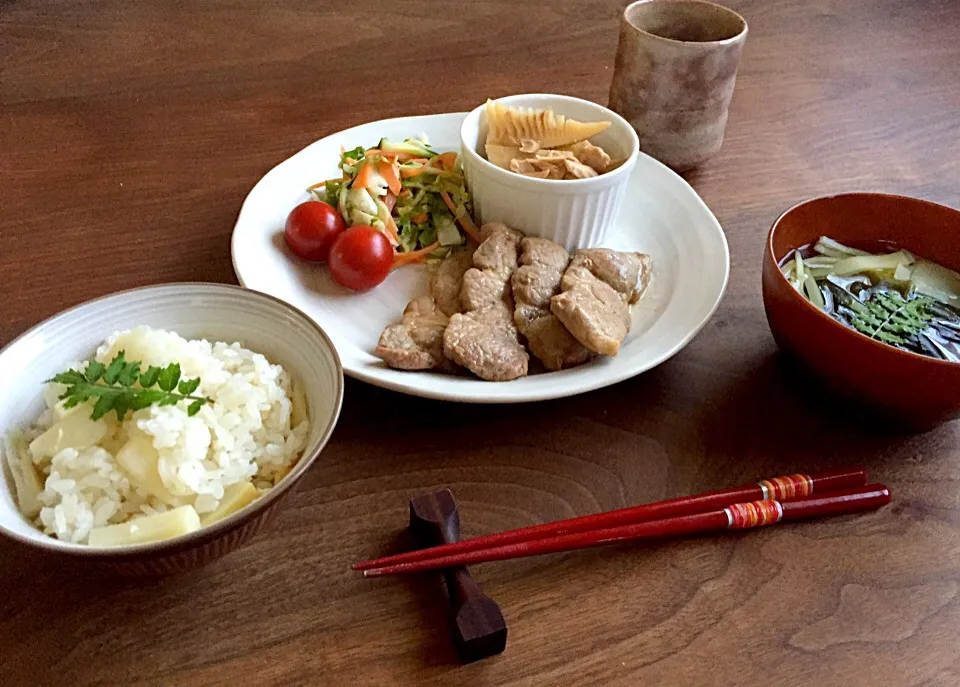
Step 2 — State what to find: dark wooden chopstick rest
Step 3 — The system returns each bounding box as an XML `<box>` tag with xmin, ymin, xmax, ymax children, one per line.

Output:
<box><xmin>409</xmin><ymin>489</ymin><xmax>507</xmax><ymax>663</ymax></box>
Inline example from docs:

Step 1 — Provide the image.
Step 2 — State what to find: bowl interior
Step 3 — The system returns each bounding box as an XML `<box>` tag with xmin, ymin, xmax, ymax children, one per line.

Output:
<box><xmin>771</xmin><ymin>193</ymin><xmax>960</xmax><ymax>271</ymax></box>
<box><xmin>0</xmin><ymin>283</ymin><xmax>343</xmax><ymax>554</ymax></box>
<box><xmin>462</xmin><ymin>93</ymin><xmax>640</xmax><ymax>165</ymax></box>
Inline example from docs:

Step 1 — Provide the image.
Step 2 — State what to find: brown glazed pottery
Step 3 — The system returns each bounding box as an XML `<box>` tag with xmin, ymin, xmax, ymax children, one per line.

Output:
<box><xmin>608</xmin><ymin>0</ymin><xmax>747</xmax><ymax>172</ymax></box>
<box><xmin>762</xmin><ymin>193</ymin><xmax>960</xmax><ymax>430</ymax></box>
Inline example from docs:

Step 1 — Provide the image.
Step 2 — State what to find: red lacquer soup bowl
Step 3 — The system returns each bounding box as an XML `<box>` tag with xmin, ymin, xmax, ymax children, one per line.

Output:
<box><xmin>762</xmin><ymin>193</ymin><xmax>960</xmax><ymax>429</ymax></box>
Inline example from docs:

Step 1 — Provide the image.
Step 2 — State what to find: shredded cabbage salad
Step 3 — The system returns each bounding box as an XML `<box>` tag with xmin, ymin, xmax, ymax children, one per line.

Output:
<box><xmin>309</xmin><ymin>135</ymin><xmax>481</xmax><ymax>265</ymax></box>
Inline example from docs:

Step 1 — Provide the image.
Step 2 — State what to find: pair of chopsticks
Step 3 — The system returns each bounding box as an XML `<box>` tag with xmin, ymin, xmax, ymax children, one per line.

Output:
<box><xmin>354</xmin><ymin>468</ymin><xmax>889</xmax><ymax>577</ymax></box>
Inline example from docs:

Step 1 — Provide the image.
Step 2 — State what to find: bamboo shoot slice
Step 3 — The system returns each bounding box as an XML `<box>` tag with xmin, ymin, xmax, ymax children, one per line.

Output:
<box><xmin>4</xmin><ymin>436</ymin><xmax>43</xmax><ymax>518</ymax></box>
<box><xmin>199</xmin><ymin>481</ymin><xmax>258</xmax><ymax>526</ymax></box>
<box><xmin>29</xmin><ymin>411</ymin><xmax>107</xmax><ymax>461</ymax></box>
<box><xmin>88</xmin><ymin>505</ymin><xmax>201</xmax><ymax>547</ymax></box>
<box><xmin>116</xmin><ymin>432</ymin><xmax>175</xmax><ymax>503</ymax></box>
<box><xmin>832</xmin><ymin>251</ymin><xmax>914</xmax><ymax>277</ymax></box>
<box><xmin>290</xmin><ymin>377</ymin><xmax>308</xmax><ymax>429</ymax></box>
<box><xmin>911</xmin><ymin>259</ymin><xmax>960</xmax><ymax>307</ymax></box>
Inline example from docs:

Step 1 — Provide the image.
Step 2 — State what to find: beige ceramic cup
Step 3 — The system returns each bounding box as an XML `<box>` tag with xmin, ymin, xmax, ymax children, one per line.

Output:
<box><xmin>608</xmin><ymin>0</ymin><xmax>747</xmax><ymax>171</ymax></box>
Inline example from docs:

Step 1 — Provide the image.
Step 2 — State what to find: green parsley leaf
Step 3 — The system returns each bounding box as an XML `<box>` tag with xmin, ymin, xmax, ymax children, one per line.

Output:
<box><xmin>49</xmin><ymin>354</ymin><xmax>210</xmax><ymax>422</ymax></box>
<box><xmin>49</xmin><ymin>369</ymin><xmax>88</xmax><ymax>387</ymax></box>
<box><xmin>117</xmin><ymin>361</ymin><xmax>140</xmax><ymax>387</ymax></box>
<box><xmin>139</xmin><ymin>366</ymin><xmax>161</xmax><ymax>388</ymax></box>
<box><xmin>85</xmin><ymin>361</ymin><xmax>106</xmax><ymax>383</ymax></box>
<box><xmin>103</xmin><ymin>351</ymin><xmax>127</xmax><ymax>384</ymax></box>
<box><xmin>178</xmin><ymin>378</ymin><xmax>200</xmax><ymax>395</ymax></box>
<box><xmin>157</xmin><ymin>363</ymin><xmax>181</xmax><ymax>392</ymax></box>
<box><xmin>91</xmin><ymin>395</ymin><xmax>115</xmax><ymax>421</ymax></box>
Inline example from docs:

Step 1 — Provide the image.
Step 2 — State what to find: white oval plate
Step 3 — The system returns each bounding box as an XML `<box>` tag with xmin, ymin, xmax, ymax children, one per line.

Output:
<box><xmin>232</xmin><ymin>113</ymin><xmax>729</xmax><ymax>403</ymax></box>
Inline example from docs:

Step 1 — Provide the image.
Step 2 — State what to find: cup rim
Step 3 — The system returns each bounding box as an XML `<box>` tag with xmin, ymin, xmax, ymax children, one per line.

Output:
<box><xmin>622</xmin><ymin>0</ymin><xmax>748</xmax><ymax>47</ymax></box>
<box><xmin>459</xmin><ymin>93</ymin><xmax>640</xmax><ymax>191</ymax></box>
<box><xmin>0</xmin><ymin>281</ymin><xmax>345</xmax><ymax>557</ymax></box>
<box><xmin>766</xmin><ymin>192</ymin><xmax>960</xmax><ymax>372</ymax></box>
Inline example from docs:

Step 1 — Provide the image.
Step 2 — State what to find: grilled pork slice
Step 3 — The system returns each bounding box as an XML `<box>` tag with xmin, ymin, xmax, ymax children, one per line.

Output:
<box><xmin>569</xmin><ymin>249</ymin><xmax>652</xmax><ymax>304</ymax></box>
<box><xmin>443</xmin><ymin>223</ymin><xmax>528</xmax><ymax>381</ymax></box>
<box><xmin>444</xmin><ymin>303</ymin><xmax>528</xmax><ymax>382</ymax></box>
<box><xmin>459</xmin><ymin>223</ymin><xmax>523</xmax><ymax>311</ymax></box>
<box><xmin>430</xmin><ymin>246</ymin><xmax>476</xmax><ymax>317</ymax></box>
<box><xmin>375</xmin><ymin>296</ymin><xmax>457</xmax><ymax>372</ymax></box>
<box><xmin>511</xmin><ymin>237</ymin><xmax>591</xmax><ymax>370</ymax></box>
<box><xmin>550</xmin><ymin>249</ymin><xmax>653</xmax><ymax>357</ymax></box>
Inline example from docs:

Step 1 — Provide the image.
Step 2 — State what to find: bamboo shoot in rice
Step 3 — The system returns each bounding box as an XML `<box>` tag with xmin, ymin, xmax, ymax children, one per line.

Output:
<box><xmin>29</xmin><ymin>411</ymin><xmax>107</xmax><ymax>461</ymax></box>
<box><xmin>116</xmin><ymin>431</ymin><xmax>174</xmax><ymax>502</ymax></box>
<box><xmin>88</xmin><ymin>505</ymin><xmax>201</xmax><ymax>547</ymax></box>
<box><xmin>4</xmin><ymin>434</ymin><xmax>43</xmax><ymax>518</ymax></box>
<box><xmin>199</xmin><ymin>481</ymin><xmax>258</xmax><ymax>525</ymax></box>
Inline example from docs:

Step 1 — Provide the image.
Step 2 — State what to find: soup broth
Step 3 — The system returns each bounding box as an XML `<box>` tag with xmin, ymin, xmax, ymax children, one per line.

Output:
<box><xmin>781</xmin><ymin>237</ymin><xmax>960</xmax><ymax>363</ymax></box>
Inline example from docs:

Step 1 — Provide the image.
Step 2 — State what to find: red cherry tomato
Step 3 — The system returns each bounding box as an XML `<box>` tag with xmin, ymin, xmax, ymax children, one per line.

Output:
<box><xmin>284</xmin><ymin>200</ymin><xmax>345</xmax><ymax>263</ymax></box>
<box><xmin>328</xmin><ymin>226</ymin><xmax>394</xmax><ymax>292</ymax></box>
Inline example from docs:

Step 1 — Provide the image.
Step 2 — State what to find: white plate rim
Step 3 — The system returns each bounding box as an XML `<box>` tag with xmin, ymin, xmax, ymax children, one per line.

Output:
<box><xmin>231</xmin><ymin>111</ymin><xmax>730</xmax><ymax>403</ymax></box>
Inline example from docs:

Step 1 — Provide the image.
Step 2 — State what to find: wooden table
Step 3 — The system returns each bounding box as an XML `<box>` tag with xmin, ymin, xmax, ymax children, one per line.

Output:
<box><xmin>2</xmin><ymin>1</ymin><xmax>959</xmax><ymax>684</ymax></box>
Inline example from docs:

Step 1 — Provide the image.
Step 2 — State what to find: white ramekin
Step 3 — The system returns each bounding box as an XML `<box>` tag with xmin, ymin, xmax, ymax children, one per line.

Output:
<box><xmin>460</xmin><ymin>93</ymin><xmax>640</xmax><ymax>250</ymax></box>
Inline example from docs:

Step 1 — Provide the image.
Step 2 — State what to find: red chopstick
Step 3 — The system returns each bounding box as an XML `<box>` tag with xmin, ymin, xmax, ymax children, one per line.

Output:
<box><xmin>353</xmin><ymin>467</ymin><xmax>866</xmax><ymax>571</ymax></box>
<box><xmin>362</xmin><ymin>484</ymin><xmax>890</xmax><ymax>577</ymax></box>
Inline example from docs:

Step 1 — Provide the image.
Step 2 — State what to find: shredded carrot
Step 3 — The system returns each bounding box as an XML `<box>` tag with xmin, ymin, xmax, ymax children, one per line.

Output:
<box><xmin>382</xmin><ymin>212</ymin><xmax>401</xmax><ymax>245</ymax></box>
<box><xmin>340</xmin><ymin>145</ymin><xmax>345</xmax><ymax>154</ymax></box>
<box><xmin>411</xmin><ymin>212</ymin><xmax>428</xmax><ymax>224</ymax></box>
<box><xmin>435</xmin><ymin>152</ymin><xmax>457</xmax><ymax>172</ymax></box>
<box><xmin>378</xmin><ymin>160</ymin><xmax>402</xmax><ymax>195</ymax></box>
<box><xmin>342</xmin><ymin>173</ymin><xmax>351</xmax><ymax>181</ymax></box>
<box><xmin>307</xmin><ymin>181</ymin><xmax>326</xmax><ymax>192</ymax></box>
<box><xmin>343</xmin><ymin>157</ymin><xmax>357</xmax><ymax>165</ymax></box>
<box><xmin>399</xmin><ymin>165</ymin><xmax>446</xmax><ymax>179</ymax></box>
<box><xmin>353</xmin><ymin>162</ymin><xmax>373</xmax><ymax>189</ymax></box>
<box><xmin>440</xmin><ymin>191</ymin><xmax>482</xmax><ymax>243</ymax></box>
<box><xmin>393</xmin><ymin>241</ymin><xmax>440</xmax><ymax>268</ymax></box>
<box><xmin>398</xmin><ymin>188</ymin><xmax>412</xmax><ymax>199</ymax></box>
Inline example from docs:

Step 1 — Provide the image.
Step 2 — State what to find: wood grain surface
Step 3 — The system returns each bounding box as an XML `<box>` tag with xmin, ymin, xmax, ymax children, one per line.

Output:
<box><xmin>2</xmin><ymin>0</ymin><xmax>960</xmax><ymax>684</ymax></box>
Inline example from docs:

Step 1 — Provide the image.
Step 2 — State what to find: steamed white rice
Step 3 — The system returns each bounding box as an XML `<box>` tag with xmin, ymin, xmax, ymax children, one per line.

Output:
<box><xmin>4</xmin><ymin>326</ymin><xmax>308</xmax><ymax>544</ymax></box>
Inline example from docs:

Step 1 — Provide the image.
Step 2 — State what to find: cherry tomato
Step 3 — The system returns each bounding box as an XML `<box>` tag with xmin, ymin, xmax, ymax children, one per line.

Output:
<box><xmin>284</xmin><ymin>200</ymin><xmax>345</xmax><ymax>263</ymax></box>
<box><xmin>328</xmin><ymin>226</ymin><xmax>394</xmax><ymax>291</ymax></box>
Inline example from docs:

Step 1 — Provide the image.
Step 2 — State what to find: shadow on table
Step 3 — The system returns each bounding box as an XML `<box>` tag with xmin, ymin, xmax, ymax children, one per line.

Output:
<box><xmin>379</xmin><ymin>528</ymin><xmax>463</xmax><ymax>668</ymax></box>
<box><xmin>698</xmin><ymin>350</ymin><xmax>938</xmax><ymax>480</ymax></box>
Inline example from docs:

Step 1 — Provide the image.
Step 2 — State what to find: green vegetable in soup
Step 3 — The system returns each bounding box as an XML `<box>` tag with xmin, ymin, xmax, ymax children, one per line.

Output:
<box><xmin>843</xmin><ymin>290</ymin><xmax>935</xmax><ymax>347</ymax></box>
